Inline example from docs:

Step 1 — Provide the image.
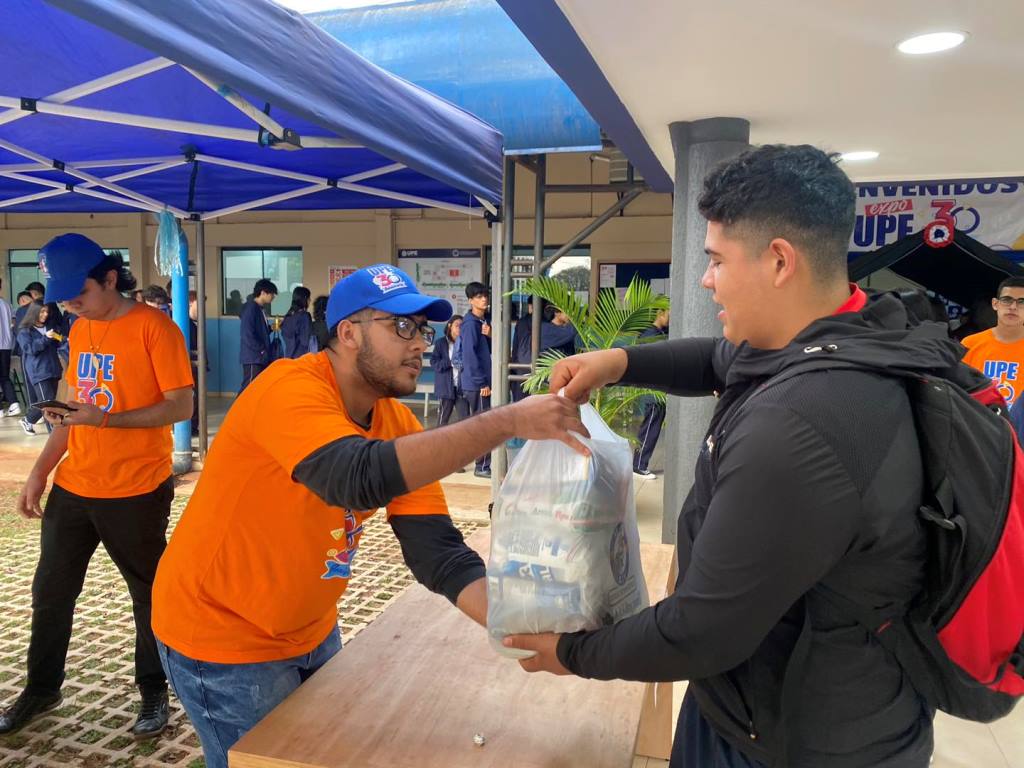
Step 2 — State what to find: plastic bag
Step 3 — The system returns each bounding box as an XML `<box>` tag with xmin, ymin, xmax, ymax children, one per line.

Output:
<box><xmin>487</xmin><ymin>404</ymin><xmax>649</xmax><ymax>657</ymax></box>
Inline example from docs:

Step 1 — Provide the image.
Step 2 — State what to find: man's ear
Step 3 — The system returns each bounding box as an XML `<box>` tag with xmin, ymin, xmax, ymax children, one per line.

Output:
<box><xmin>336</xmin><ymin>319</ymin><xmax>360</xmax><ymax>350</ymax></box>
<box><xmin>766</xmin><ymin>237</ymin><xmax>799</xmax><ymax>289</ymax></box>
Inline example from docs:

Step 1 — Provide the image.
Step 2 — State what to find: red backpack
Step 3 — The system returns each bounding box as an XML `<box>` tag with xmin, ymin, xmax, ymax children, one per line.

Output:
<box><xmin>817</xmin><ymin>374</ymin><xmax>1024</xmax><ymax>720</ymax></box>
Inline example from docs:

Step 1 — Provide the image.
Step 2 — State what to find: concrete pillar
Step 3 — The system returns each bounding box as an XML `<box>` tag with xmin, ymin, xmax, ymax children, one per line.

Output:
<box><xmin>662</xmin><ymin>118</ymin><xmax>750</xmax><ymax>544</ymax></box>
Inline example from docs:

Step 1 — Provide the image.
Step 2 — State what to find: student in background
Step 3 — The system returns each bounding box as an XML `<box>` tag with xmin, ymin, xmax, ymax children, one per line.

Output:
<box><xmin>16</xmin><ymin>303</ymin><xmax>62</xmax><ymax>436</ymax></box>
<box><xmin>281</xmin><ymin>286</ymin><xmax>313</xmax><ymax>358</ymax></box>
<box><xmin>632</xmin><ymin>308</ymin><xmax>670</xmax><ymax>478</ymax></box>
<box><xmin>430</xmin><ymin>314</ymin><xmax>469</xmax><ymax>428</ymax></box>
<box><xmin>142</xmin><ymin>286</ymin><xmax>172</xmax><ymax>317</ymax></box>
<box><xmin>0</xmin><ymin>278</ymin><xmax>16</xmax><ymax>416</ymax></box>
<box><xmin>311</xmin><ymin>295</ymin><xmax>330</xmax><ymax>352</ymax></box>
<box><xmin>460</xmin><ymin>282</ymin><xmax>492</xmax><ymax>478</ymax></box>
<box><xmin>960</xmin><ymin>277</ymin><xmax>1024</xmax><ymax>407</ymax></box>
<box><xmin>238</xmin><ymin>279</ymin><xmax>278</xmax><ymax>394</ymax></box>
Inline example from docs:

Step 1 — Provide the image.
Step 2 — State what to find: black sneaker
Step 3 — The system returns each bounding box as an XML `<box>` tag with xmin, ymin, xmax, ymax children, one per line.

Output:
<box><xmin>131</xmin><ymin>689</ymin><xmax>169</xmax><ymax>741</ymax></box>
<box><xmin>0</xmin><ymin>690</ymin><xmax>62</xmax><ymax>735</ymax></box>
<box><xmin>474</xmin><ymin>469</ymin><xmax>491</xmax><ymax>479</ymax></box>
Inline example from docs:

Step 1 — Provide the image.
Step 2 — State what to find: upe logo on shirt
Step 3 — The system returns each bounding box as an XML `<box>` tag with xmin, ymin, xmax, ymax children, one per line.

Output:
<box><xmin>369</xmin><ymin>266</ymin><xmax>407</xmax><ymax>295</ymax></box>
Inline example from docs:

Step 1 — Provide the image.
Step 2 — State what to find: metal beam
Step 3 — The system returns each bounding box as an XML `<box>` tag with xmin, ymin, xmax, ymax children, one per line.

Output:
<box><xmin>542</xmin><ymin>183</ymin><xmax>648</xmax><ymax>194</ymax></box>
<box><xmin>0</xmin><ymin>57</ymin><xmax>173</xmax><ymax>128</ymax></box>
<box><xmin>530</xmin><ymin>155</ymin><xmax>546</xmax><ymax>371</ymax></box>
<box><xmin>0</xmin><ymin>95</ymin><xmax>260</xmax><ymax>144</ymax></box>
<box><xmin>538</xmin><ymin>187</ymin><xmax>644</xmax><ymax>273</ymax></box>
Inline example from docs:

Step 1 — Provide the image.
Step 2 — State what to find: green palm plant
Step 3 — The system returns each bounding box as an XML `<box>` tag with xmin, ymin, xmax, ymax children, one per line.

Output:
<box><xmin>518</xmin><ymin>273</ymin><xmax>670</xmax><ymax>440</ymax></box>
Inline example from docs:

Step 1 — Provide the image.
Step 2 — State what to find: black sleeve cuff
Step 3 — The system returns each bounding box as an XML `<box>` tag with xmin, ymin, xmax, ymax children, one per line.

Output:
<box><xmin>389</xmin><ymin>514</ymin><xmax>486</xmax><ymax>604</ymax></box>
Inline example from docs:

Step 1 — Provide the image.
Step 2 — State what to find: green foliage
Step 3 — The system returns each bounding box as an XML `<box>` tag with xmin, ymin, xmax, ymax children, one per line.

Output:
<box><xmin>518</xmin><ymin>274</ymin><xmax>669</xmax><ymax>438</ymax></box>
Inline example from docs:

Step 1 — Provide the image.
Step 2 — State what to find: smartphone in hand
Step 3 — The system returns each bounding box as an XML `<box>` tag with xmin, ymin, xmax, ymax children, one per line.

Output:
<box><xmin>32</xmin><ymin>399</ymin><xmax>76</xmax><ymax>412</ymax></box>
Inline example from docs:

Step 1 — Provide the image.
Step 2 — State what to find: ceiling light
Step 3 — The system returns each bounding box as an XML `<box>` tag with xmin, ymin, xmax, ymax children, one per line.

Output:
<box><xmin>897</xmin><ymin>32</ymin><xmax>967</xmax><ymax>55</ymax></box>
<box><xmin>840</xmin><ymin>151</ymin><xmax>880</xmax><ymax>162</ymax></box>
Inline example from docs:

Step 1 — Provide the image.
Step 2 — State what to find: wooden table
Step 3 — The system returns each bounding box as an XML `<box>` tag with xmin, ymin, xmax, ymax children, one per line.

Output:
<box><xmin>230</xmin><ymin>530</ymin><xmax>676</xmax><ymax>768</ymax></box>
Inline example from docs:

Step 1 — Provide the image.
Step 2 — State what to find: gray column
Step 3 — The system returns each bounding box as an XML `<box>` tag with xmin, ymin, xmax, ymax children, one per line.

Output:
<box><xmin>662</xmin><ymin>118</ymin><xmax>750</xmax><ymax>544</ymax></box>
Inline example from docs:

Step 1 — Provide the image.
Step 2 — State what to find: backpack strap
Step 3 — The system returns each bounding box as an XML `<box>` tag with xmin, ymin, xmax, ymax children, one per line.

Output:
<box><xmin>772</xmin><ymin>597</ymin><xmax>813</xmax><ymax>768</ymax></box>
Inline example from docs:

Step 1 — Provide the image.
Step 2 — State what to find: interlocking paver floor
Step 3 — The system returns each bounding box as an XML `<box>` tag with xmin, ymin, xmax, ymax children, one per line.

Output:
<box><xmin>0</xmin><ymin>490</ymin><xmax>484</xmax><ymax>767</ymax></box>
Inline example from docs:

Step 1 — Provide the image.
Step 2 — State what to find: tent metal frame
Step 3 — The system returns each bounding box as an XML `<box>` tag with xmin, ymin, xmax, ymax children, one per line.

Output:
<box><xmin>488</xmin><ymin>151</ymin><xmax>648</xmax><ymax>491</ymax></box>
<box><xmin>0</xmin><ymin>51</ymin><xmax>491</xmax><ymax>464</ymax></box>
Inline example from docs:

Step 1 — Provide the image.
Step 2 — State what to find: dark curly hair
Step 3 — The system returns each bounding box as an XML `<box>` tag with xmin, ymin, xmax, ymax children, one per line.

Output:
<box><xmin>698</xmin><ymin>144</ymin><xmax>855</xmax><ymax>283</ymax></box>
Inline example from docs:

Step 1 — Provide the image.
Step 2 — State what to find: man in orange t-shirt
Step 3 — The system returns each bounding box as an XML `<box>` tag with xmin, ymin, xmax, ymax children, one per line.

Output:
<box><xmin>2</xmin><ymin>234</ymin><xmax>193</xmax><ymax>742</ymax></box>
<box><xmin>152</xmin><ymin>264</ymin><xmax>588</xmax><ymax>768</ymax></box>
<box><xmin>961</xmin><ymin>277</ymin><xmax>1024</xmax><ymax>407</ymax></box>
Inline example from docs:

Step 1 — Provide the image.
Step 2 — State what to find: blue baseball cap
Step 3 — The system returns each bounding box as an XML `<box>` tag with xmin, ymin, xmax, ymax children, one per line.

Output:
<box><xmin>38</xmin><ymin>233</ymin><xmax>107</xmax><ymax>302</ymax></box>
<box><xmin>326</xmin><ymin>264</ymin><xmax>452</xmax><ymax>329</ymax></box>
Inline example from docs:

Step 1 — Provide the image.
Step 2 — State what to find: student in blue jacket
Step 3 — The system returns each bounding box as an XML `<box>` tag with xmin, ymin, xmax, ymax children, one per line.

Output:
<box><xmin>430</xmin><ymin>314</ymin><xmax>469</xmax><ymax>428</ymax></box>
<box><xmin>460</xmin><ymin>282</ymin><xmax>492</xmax><ymax>478</ymax></box>
<box><xmin>280</xmin><ymin>286</ymin><xmax>313</xmax><ymax>358</ymax></box>
<box><xmin>238</xmin><ymin>278</ymin><xmax>278</xmax><ymax>394</ymax></box>
<box><xmin>16</xmin><ymin>302</ymin><xmax>62</xmax><ymax>436</ymax></box>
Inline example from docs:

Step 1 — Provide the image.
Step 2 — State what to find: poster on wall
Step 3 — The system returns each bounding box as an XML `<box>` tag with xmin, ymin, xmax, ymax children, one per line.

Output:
<box><xmin>396</xmin><ymin>248</ymin><xmax>482</xmax><ymax>316</ymax></box>
<box><xmin>328</xmin><ymin>265</ymin><xmax>358</xmax><ymax>289</ymax></box>
<box><xmin>851</xmin><ymin>179</ymin><xmax>1024</xmax><ymax>258</ymax></box>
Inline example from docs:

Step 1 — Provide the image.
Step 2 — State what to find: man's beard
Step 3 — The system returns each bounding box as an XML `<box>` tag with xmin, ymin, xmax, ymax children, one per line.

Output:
<box><xmin>356</xmin><ymin>336</ymin><xmax>417</xmax><ymax>398</ymax></box>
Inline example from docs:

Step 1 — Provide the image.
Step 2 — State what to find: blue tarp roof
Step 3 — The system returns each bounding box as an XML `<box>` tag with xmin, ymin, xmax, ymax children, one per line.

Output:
<box><xmin>308</xmin><ymin>0</ymin><xmax>603</xmax><ymax>156</ymax></box>
<box><xmin>0</xmin><ymin>0</ymin><xmax>504</xmax><ymax>216</ymax></box>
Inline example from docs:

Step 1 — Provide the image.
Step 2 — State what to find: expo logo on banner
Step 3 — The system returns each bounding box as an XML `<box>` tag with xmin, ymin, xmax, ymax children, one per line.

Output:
<box><xmin>850</xmin><ymin>180</ymin><xmax>1024</xmax><ymax>253</ymax></box>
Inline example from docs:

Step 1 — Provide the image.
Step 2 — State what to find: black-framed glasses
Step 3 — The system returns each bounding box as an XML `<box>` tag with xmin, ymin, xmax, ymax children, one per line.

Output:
<box><xmin>996</xmin><ymin>296</ymin><xmax>1024</xmax><ymax>308</ymax></box>
<box><xmin>349</xmin><ymin>314</ymin><xmax>435</xmax><ymax>344</ymax></box>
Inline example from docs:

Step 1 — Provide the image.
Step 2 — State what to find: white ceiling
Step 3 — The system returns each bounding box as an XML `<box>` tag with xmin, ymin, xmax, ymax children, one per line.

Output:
<box><xmin>555</xmin><ymin>0</ymin><xmax>1024</xmax><ymax>182</ymax></box>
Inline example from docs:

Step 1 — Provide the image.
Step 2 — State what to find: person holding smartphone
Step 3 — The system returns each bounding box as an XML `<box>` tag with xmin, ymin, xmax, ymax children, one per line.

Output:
<box><xmin>3</xmin><ymin>233</ymin><xmax>193</xmax><ymax>743</ymax></box>
<box><xmin>16</xmin><ymin>302</ymin><xmax>62</xmax><ymax>436</ymax></box>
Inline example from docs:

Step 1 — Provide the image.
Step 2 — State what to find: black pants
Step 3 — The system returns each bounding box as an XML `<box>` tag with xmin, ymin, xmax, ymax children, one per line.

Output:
<box><xmin>671</xmin><ymin>689</ymin><xmax>765</xmax><ymax>768</ymax></box>
<box><xmin>25</xmin><ymin>377</ymin><xmax>59</xmax><ymax>427</ymax></box>
<box><xmin>238</xmin><ymin>363</ymin><xmax>267</xmax><ymax>395</ymax></box>
<box><xmin>26</xmin><ymin>478</ymin><xmax>173</xmax><ymax>696</ymax></box>
<box><xmin>0</xmin><ymin>349</ymin><xmax>16</xmax><ymax>405</ymax></box>
<box><xmin>633</xmin><ymin>401</ymin><xmax>666</xmax><ymax>472</ymax></box>
<box><xmin>437</xmin><ymin>394</ymin><xmax>470</xmax><ymax>427</ymax></box>
<box><xmin>462</xmin><ymin>389</ymin><xmax>492</xmax><ymax>472</ymax></box>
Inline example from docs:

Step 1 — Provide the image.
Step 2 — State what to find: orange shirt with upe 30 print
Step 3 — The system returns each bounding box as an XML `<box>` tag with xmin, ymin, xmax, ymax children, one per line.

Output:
<box><xmin>961</xmin><ymin>329</ymin><xmax>1024</xmax><ymax>407</ymax></box>
<box><xmin>55</xmin><ymin>303</ymin><xmax>193</xmax><ymax>498</ymax></box>
<box><xmin>152</xmin><ymin>351</ymin><xmax>449</xmax><ymax>664</ymax></box>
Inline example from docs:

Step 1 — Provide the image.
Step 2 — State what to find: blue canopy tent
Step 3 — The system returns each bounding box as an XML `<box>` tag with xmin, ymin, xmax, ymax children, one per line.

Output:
<box><xmin>0</xmin><ymin>0</ymin><xmax>504</xmax><ymax>467</ymax></box>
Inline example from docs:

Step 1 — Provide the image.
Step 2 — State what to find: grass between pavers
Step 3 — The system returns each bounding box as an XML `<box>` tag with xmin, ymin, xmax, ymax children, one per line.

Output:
<box><xmin>0</xmin><ymin>489</ymin><xmax>485</xmax><ymax>767</ymax></box>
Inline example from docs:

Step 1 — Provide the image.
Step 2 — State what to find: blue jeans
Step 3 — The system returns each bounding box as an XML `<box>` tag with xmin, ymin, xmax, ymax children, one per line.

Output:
<box><xmin>157</xmin><ymin>627</ymin><xmax>342</xmax><ymax>768</ymax></box>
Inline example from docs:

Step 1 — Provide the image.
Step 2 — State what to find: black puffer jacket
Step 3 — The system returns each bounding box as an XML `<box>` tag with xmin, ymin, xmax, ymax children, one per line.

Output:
<box><xmin>557</xmin><ymin>293</ymin><xmax>989</xmax><ymax>767</ymax></box>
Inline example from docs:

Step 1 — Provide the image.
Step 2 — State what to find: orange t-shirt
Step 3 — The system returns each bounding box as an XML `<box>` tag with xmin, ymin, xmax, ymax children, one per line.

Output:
<box><xmin>961</xmin><ymin>329</ymin><xmax>1024</xmax><ymax>407</ymax></box>
<box><xmin>152</xmin><ymin>351</ymin><xmax>449</xmax><ymax>664</ymax></box>
<box><xmin>55</xmin><ymin>303</ymin><xmax>193</xmax><ymax>498</ymax></box>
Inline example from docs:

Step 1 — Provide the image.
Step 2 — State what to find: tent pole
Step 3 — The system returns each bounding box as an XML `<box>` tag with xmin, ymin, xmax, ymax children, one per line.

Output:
<box><xmin>530</xmin><ymin>154</ymin><xmax>546</xmax><ymax>372</ymax></box>
<box><xmin>196</xmin><ymin>220</ymin><xmax>209</xmax><ymax>461</ymax></box>
<box><xmin>171</xmin><ymin>228</ymin><xmax>193</xmax><ymax>475</ymax></box>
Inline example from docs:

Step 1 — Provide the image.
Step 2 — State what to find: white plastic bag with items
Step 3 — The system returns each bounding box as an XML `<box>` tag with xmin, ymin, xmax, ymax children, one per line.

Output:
<box><xmin>487</xmin><ymin>403</ymin><xmax>649</xmax><ymax>658</ymax></box>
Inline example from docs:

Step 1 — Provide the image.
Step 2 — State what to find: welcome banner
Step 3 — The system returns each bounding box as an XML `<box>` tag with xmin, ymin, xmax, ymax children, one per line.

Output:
<box><xmin>851</xmin><ymin>179</ymin><xmax>1024</xmax><ymax>257</ymax></box>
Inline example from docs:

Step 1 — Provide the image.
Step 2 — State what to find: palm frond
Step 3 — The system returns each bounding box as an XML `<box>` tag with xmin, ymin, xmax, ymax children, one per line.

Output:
<box><xmin>522</xmin><ymin>349</ymin><xmax>566</xmax><ymax>394</ymax></box>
